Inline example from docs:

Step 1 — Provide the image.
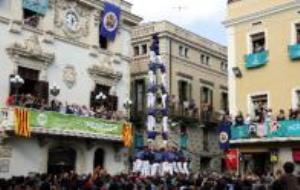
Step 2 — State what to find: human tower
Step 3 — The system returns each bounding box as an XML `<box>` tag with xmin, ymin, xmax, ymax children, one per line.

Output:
<box><xmin>132</xmin><ymin>34</ymin><xmax>189</xmax><ymax>177</ymax></box>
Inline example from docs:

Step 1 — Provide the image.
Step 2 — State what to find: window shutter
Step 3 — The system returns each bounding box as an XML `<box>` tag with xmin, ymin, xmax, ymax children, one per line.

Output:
<box><xmin>35</xmin><ymin>81</ymin><xmax>49</xmax><ymax>103</ymax></box>
<box><xmin>188</xmin><ymin>83</ymin><xmax>192</xmax><ymax>101</ymax></box>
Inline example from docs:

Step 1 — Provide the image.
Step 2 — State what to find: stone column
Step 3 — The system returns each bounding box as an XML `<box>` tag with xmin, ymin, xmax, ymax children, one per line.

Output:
<box><xmin>39</xmin><ymin>67</ymin><xmax>47</xmax><ymax>81</ymax></box>
<box><xmin>9</xmin><ymin>0</ymin><xmax>23</xmax><ymax>34</ymax></box>
<box><xmin>89</xmin><ymin>9</ymin><xmax>101</xmax><ymax>57</ymax></box>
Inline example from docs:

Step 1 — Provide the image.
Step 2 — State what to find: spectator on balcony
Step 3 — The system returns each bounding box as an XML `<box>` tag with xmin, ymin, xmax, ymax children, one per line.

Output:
<box><xmin>50</xmin><ymin>99</ymin><xmax>60</xmax><ymax>112</ymax></box>
<box><xmin>66</xmin><ymin>104</ymin><xmax>74</xmax><ymax>114</ymax></box>
<box><xmin>245</xmin><ymin>114</ymin><xmax>252</xmax><ymax>125</ymax></box>
<box><xmin>277</xmin><ymin>109</ymin><xmax>286</xmax><ymax>121</ymax></box>
<box><xmin>235</xmin><ymin>111</ymin><xmax>244</xmax><ymax>126</ymax></box>
<box><xmin>5</xmin><ymin>94</ymin><xmax>15</xmax><ymax>107</ymax></box>
<box><xmin>201</xmin><ymin>102</ymin><xmax>212</xmax><ymax>122</ymax></box>
<box><xmin>24</xmin><ymin>94</ymin><xmax>34</xmax><ymax>108</ymax></box>
<box><xmin>188</xmin><ymin>99</ymin><xmax>197</xmax><ymax>116</ymax></box>
<box><xmin>254</xmin><ymin>109</ymin><xmax>264</xmax><ymax>123</ymax></box>
<box><xmin>253</xmin><ymin>42</ymin><xmax>265</xmax><ymax>53</ymax></box>
<box><xmin>81</xmin><ymin>105</ymin><xmax>90</xmax><ymax>117</ymax></box>
<box><xmin>289</xmin><ymin>108</ymin><xmax>298</xmax><ymax>120</ymax></box>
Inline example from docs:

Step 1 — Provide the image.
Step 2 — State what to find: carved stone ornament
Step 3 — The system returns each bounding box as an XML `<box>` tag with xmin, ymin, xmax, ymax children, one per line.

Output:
<box><xmin>88</xmin><ymin>61</ymin><xmax>122</xmax><ymax>87</ymax></box>
<box><xmin>54</xmin><ymin>0</ymin><xmax>91</xmax><ymax>39</ymax></box>
<box><xmin>63</xmin><ymin>65</ymin><xmax>77</xmax><ymax>89</ymax></box>
<box><xmin>6</xmin><ymin>34</ymin><xmax>55</xmax><ymax>70</ymax></box>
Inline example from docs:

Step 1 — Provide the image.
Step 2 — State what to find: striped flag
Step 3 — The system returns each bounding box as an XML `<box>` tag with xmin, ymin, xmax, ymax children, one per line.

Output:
<box><xmin>14</xmin><ymin>108</ymin><xmax>31</xmax><ymax>138</ymax></box>
<box><xmin>122</xmin><ymin>122</ymin><xmax>132</xmax><ymax>147</ymax></box>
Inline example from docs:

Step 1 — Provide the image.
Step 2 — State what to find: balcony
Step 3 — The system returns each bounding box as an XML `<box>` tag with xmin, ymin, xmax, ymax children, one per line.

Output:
<box><xmin>169</xmin><ymin>103</ymin><xmax>200</xmax><ymax>127</ymax></box>
<box><xmin>245</xmin><ymin>51</ymin><xmax>269</xmax><ymax>69</ymax></box>
<box><xmin>288</xmin><ymin>44</ymin><xmax>300</xmax><ymax>60</ymax></box>
<box><xmin>0</xmin><ymin>107</ymin><xmax>124</xmax><ymax>141</ymax></box>
<box><xmin>231</xmin><ymin>120</ymin><xmax>300</xmax><ymax>142</ymax></box>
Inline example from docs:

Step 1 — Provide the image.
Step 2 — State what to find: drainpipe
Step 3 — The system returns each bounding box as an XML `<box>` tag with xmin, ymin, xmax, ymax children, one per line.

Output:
<box><xmin>169</xmin><ymin>38</ymin><xmax>172</xmax><ymax>94</ymax></box>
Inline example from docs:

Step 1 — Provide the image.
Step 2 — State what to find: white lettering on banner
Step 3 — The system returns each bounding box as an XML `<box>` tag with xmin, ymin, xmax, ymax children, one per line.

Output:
<box><xmin>84</xmin><ymin>121</ymin><xmax>117</xmax><ymax>132</ymax></box>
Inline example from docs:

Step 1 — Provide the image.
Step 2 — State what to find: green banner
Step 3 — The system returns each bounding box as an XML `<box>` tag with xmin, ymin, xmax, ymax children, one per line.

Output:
<box><xmin>30</xmin><ymin>110</ymin><xmax>123</xmax><ymax>137</ymax></box>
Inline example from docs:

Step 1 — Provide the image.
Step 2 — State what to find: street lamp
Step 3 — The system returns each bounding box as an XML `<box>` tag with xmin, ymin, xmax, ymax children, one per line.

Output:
<box><xmin>50</xmin><ymin>84</ymin><xmax>60</xmax><ymax>97</ymax></box>
<box><xmin>123</xmin><ymin>97</ymin><xmax>132</xmax><ymax>121</ymax></box>
<box><xmin>96</xmin><ymin>92</ymin><xmax>107</xmax><ymax>106</ymax></box>
<box><xmin>10</xmin><ymin>74</ymin><xmax>24</xmax><ymax>105</ymax></box>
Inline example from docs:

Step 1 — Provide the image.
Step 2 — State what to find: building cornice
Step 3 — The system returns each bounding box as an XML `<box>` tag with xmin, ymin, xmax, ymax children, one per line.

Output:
<box><xmin>199</xmin><ymin>79</ymin><xmax>214</xmax><ymax>87</ymax></box>
<box><xmin>224</xmin><ymin>1</ymin><xmax>300</xmax><ymax>27</ymax></box>
<box><xmin>133</xmin><ymin>31</ymin><xmax>227</xmax><ymax>60</ymax></box>
<box><xmin>176</xmin><ymin>72</ymin><xmax>194</xmax><ymax>80</ymax></box>
<box><xmin>171</xmin><ymin>54</ymin><xmax>228</xmax><ymax>78</ymax></box>
<box><xmin>0</xmin><ymin>15</ymin><xmax>9</xmax><ymax>24</ymax></box>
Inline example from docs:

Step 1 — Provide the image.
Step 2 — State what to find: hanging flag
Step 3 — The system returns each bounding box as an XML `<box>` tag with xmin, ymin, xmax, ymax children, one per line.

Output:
<box><xmin>180</xmin><ymin>133</ymin><xmax>188</xmax><ymax>150</ymax></box>
<box><xmin>23</xmin><ymin>0</ymin><xmax>49</xmax><ymax>15</ymax></box>
<box><xmin>100</xmin><ymin>2</ymin><xmax>121</xmax><ymax>41</ymax></box>
<box><xmin>14</xmin><ymin>107</ymin><xmax>31</xmax><ymax>138</ymax></box>
<box><xmin>122</xmin><ymin>122</ymin><xmax>132</xmax><ymax>147</ymax></box>
<box><xmin>224</xmin><ymin>149</ymin><xmax>239</xmax><ymax>170</ymax></box>
<box><xmin>218</xmin><ymin>121</ymin><xmax>231</xmax><ymax>150</ymax></box>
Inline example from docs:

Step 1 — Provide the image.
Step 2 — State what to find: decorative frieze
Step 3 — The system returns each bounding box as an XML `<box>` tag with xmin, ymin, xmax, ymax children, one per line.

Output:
<box><xmin>6</xmin><ymin>34</ymin><xmax>55</xmax><ymax>72</ymax></box>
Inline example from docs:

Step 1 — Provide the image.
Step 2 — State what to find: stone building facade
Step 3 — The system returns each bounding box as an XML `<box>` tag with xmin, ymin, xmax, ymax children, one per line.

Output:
<box><xmin>0</xmin><ymin>0</ymin><xmax>141</xmax><ymax>178</ymax></box>
<box><xmin>131</xmin><ymin>21</ymin><xmax>228</xmax><ymax>172</ymax></box>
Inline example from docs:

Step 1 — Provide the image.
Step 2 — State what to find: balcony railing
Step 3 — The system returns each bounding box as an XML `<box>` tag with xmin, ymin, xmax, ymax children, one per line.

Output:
<box><xmin>244</xmin><ymin>50</ymin><xmax>269</xmax><ymax>69</ymax></box>
<box><xmin>169</xmin><ymin>103</ymin><xmax>200</xmax><ymax>127</ymax></box>
<box><xmin>231</xmin><ymin>120</ymin><xmax>300</xmax><ymax>140</ymax></box>
<box><xmin>0</xmin><ymin>107</ymin><xmax>124</xmax><ymax>140</ymax></box>
<box><xmin>169</xmin><ymin>103</ymin><xmax>221</xmax><ymax>126</ymax></box>
<box><xmin>288</xmin><ymin>44</ymin><xmax>300</xmax><ymax>60</ymax></box>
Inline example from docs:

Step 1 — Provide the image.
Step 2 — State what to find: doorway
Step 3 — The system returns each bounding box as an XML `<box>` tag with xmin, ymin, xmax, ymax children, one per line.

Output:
<box><xmin>48</xmin><ymin>146</ymin><xmax>76</xmax><ymax>174</ymax></box>
<box><xmin>242</xmin><ymin>152</ymin><xmax>271</xmax><ymax>176</ymax></box>
<box><xmin>94</xmin><ymin>148</ymin><xmax>104</xmax><ymax>169</ymax></box>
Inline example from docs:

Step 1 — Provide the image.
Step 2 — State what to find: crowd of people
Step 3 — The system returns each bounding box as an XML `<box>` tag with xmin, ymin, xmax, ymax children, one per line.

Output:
<box><xmin>0</xmin><ymin>162</ymin><xmax>299</xmax><ymax>190</ymax></box>
<box><xmin>228</xmin><ymin>102</ymin><xmax>300</xmax><ymax>138</ymax></box>
<box><xmin>233</xmin><ymin>103</ymin><xmax>300</xmax><ymax>126</ymax></box>
<box><xmin>4</xmin><ymin>94</ymin><xmax>124</xmax><ymax>121</ymax></box>
<box><xmin>133</xmin><ymin>146</ymin><xmax>190</xmax><ymax>177</ymax></box>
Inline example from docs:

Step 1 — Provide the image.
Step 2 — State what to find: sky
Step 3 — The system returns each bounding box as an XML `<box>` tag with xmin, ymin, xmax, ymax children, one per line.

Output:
<box><xmin>127</xmin><ymin>0</ymin><xmax>227</xmax><ymax>46</ymax></box>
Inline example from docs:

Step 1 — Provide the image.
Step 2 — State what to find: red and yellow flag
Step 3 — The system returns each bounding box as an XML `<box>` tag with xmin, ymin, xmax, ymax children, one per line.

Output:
<box><xmin>122</xmin><ymin>122</ymin><xmax>132</xmax><ymax>147</ymax></box>
<box><xmin>14</xmin><ymin>108</ymin><xmax>31</xmax><ymax>138</ymax></box>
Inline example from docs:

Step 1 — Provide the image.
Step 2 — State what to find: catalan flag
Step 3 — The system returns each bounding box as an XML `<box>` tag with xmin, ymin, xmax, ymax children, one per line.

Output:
<box><xmin>14</xmin><ymin>107</ymin><xmax>31</xmax><ymax>138</ymax></box>
<box><xmin>122</xmin><ymin>122</ymin><xmax>132</xmax><ymax>147</ymax></box>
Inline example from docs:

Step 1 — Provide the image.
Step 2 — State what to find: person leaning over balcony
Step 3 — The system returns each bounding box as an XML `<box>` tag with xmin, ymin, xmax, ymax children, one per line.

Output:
<box><xmin>289</xmin><ymin>108</ymin><xmax>298</xmax><ymax>120</ymax></box>
<box><xmin>234</xmin><ymin>111</ymin><xmax>244</xmax><ymax>126</ymax></box>
<box><xmin>245</xmin><ymin>114</ymin><xmax>252</xmax><ymax>125</ymax></box>
<box><xmin>277</xmin><ymin>109</ymin><xmax>286</xmax><ymax>121</ymax></box>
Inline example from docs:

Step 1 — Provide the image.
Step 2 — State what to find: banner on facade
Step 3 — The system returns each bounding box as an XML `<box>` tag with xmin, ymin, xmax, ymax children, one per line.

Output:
<box><xmin>30</xmin><ymin>110</ymin><xmax>123</xmax><ymax>137</ymax></box>
<box><xmin>23</xmin><ymin>0</ymin><xmax>49</xmax><ymax>15</ymax></box>
<box><xmin>293</xmin><ymin>150</ymin><xmax>300</xmax><ymax>162</ymax></box>
<box><xmin>122</xmin><ymin>122</ymin><xmax>132</xmax><ymax>147</ymax></box>
<box><xmin>100</xmin><ymin>2</ymin><xmax>121</xmax><ymax>41</ymax></box>
<box><xmin>219</xmin><ymin>122</ymin><xmax>231</xmax><ymax>150</ymax></box>
<box><xmin>14</xmin><ymin>108</ymin><xmax>31</xmax><ymax>138</ymax></box>
<box><xmin>224</xmin><ymin>149</ymin><xmax>239</xmax><ymax>171</ymax></box>
<box><xmin>231</xmin><ymin>120</ymin><xmax>300</xmax><ymax>139</ymax></box>
<box><xmin>180</xmin><ymin>133</ymin><xmax>188</xmax><ymax>150</ymax></box>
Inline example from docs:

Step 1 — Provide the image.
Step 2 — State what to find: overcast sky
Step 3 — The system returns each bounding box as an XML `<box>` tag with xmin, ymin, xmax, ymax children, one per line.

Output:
<box><xmin>127</xmin><ymin>0</ymin><xmax>227</xmax><ymax>46</ymax></box>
